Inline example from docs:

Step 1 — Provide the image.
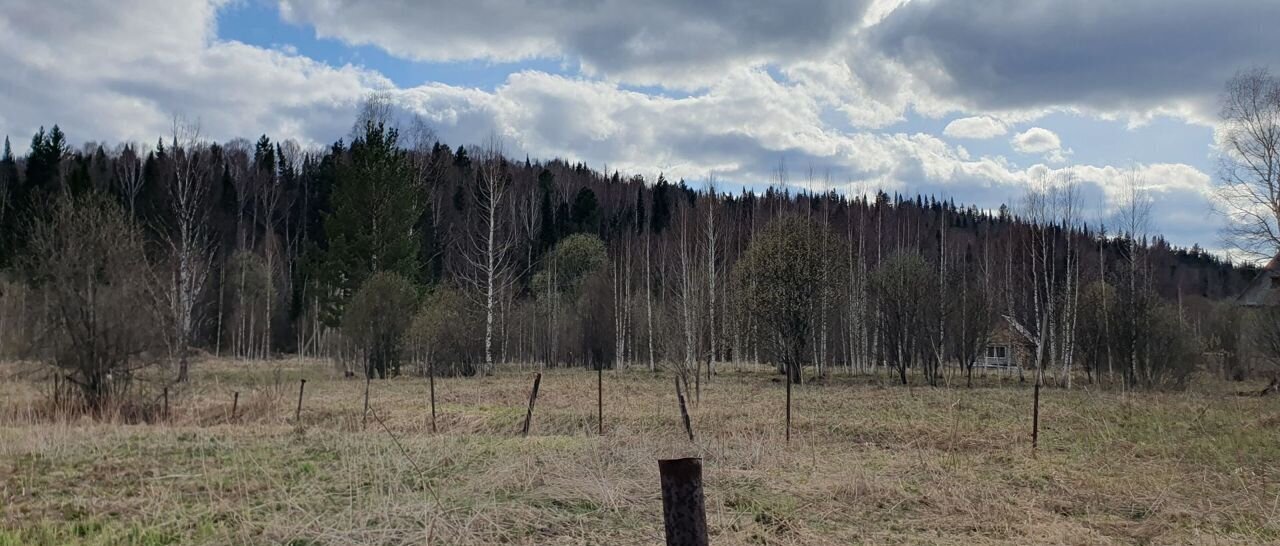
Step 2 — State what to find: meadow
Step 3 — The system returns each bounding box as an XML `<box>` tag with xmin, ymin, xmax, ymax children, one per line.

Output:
<box><xmin>1</xmin><ymin>359</ymin><xmax>1278</xmax><ymax>545</ymax></box>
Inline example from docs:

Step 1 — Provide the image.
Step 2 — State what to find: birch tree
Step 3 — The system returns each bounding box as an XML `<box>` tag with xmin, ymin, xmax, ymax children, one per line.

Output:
<box><xmin>1217</xmin><ymin>68</ymin><xmax>1280</xmax><ymax>261</ymax></box>
<box><xmin>156</xmin><ymin>119</ymin><xmax>215</xmax><ymax>382</ymax></box>
<box><xmin>1116</xmin><ymin>169</ymin><xmax>1153</xmax><ymax>388</ymax></box>
<box><xmin>460</xmin><ymin>136</ymin><xmax>517</xmax><ymax>375</ymax></box>
<box><xmin>703</xmin><ymin>177</ymin><xmax>719</xmax><ymax>375</ymax></box>
<box><xmin>112</xmin><ymin>143</ymin><xmax>145</xmax><ymax>217</ymax></box>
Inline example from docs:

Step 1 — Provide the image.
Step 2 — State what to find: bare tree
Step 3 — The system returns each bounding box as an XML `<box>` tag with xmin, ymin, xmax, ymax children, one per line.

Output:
<box><xmin>645</xmin><ymin>223</ymin><xmax>657</xmax><ymax>372</ymax></box>
<box><xmin>352</xmin><ymin>91</ymin><xmax>397</xmax><ymax>139</ymax></box>
<box><xmin>1116</xmin><ymin>168</ymin><xmax>1153</xmax><ymax>388</ymax></box>
<box><xmin>670</xmin><ymin>204</ymin><xmax>701</xmax><ymax>383</ymax></box>
<box><xmin>871</xmin><ymin>252</ymin><xmax>932</xmax><ymax>385</ymax></box>
<box><xmin>112</xmin><ymin>143</ymin><xmax>145</xmax><ymax>217</ymax></box>
<box><xmin>155</xmin><ymin>118</ymin><xmax>216</xmax><ymax>382</ymax></box>
<box><xmin>24</xmin><ymin>194</ymin><xmax>160</xmax><ymax>410</ymax></box>
<box><xmin>703</xmin><ymin>175</ymin><xmax>719</xmax><ymax>375</ymax></box>
<box><xmin>459</xmin><ymin>135</ymin><xmax>518</xmax><ymax>375</ymax></box>
<box><xmin>954</xmin><ymin>243</ymin><xmax>996</xmax><ymax>387</ymax></box>
<box><xmin>1216</xmin><ymin>68</ymin><xmax>1280</xmax><ymax>261</ymax></box>
<box><xmin>1019</xmin><ymin>171</ymin><xmax>1081</xmax><ymax>387</ymax></box>
<box><xmin>220</xmin><ymin>139</ymin><xmax>253</xmax><ymax>358</ymax></box>
<box><xmin>1058</xmin><ymin>172</ymin><xmax>1082</xmax><ymax>388</ymax></box>
<box><xmin>256</xmin><ymin>151</ymin><xmax>285</xmax><ymax>359</ymax></box>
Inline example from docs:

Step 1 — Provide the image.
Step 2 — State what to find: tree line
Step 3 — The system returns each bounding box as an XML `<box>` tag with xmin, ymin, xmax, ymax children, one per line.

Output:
<box><xmin>0</xmin><ymin>99</ymin><xmax>1265</xmax><ymax>408</ymax></box>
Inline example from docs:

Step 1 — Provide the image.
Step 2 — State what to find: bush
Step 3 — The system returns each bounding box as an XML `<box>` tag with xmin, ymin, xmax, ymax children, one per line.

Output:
<box><xmin>343</xmin><ymin>271</ymin><xmax>418</xmax><ymax>378</ymax></box>
<box><xmin>732</xmin><ymin>214</ymin><xmax>828</xmax><ymax>382</ymax></box>
<box><xmin>411</xmin><ymin>284</ymin><xmax>481</xmax><ymax>376</ymax></box>
<box><xmin>22</xmin><ymin>194</ymin><xmax>161</xmax><ymax>410</ymax></box>
<box><xmin>1142</xmin><ymin>304</ymin><xmax>1200</xmax><ymax>388</ymax></box>
<box><xmin>869</xmin><ymin>252</ymin><xmax>934</xmax><ymax>385</ymax></box>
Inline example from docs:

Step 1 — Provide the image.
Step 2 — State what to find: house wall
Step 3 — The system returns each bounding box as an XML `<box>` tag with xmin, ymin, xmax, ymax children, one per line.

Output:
<box><xmin>986</xmin><ymin>325</ymin><xmax>1036</xmax><ymax>369</ymax></box>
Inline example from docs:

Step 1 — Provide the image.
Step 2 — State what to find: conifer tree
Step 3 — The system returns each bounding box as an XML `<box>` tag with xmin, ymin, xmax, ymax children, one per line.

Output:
<box><xmin>323</xmin><ymin>121</ymin><xmax>420</xmax><ymax>322</ymax></box>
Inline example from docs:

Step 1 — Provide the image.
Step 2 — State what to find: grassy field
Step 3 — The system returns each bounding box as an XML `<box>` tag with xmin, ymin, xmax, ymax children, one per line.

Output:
<box><xmin>1</xmin><ymin>359</ymin><xmax>1278</xmax><ymax>545</ymax></box>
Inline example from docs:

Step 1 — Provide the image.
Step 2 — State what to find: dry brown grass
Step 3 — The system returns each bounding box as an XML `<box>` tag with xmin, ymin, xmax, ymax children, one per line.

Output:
<box><xmin>1</xmin><ymin>358</ymin><xmax>1278</xmax><ymax>545</ymax></box>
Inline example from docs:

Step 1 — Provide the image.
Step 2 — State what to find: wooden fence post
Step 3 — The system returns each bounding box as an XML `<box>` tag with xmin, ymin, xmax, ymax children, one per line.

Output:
<box><xmin>296</xmin><ymin>379</ymin><xmax>306</xmax><ymax>423</ymax></box>
<box><xmin>1031</xmin><ymin>378</ymin><xmax>1041</xmax><ymax>455</ymax></box>
<box><xmin>676</xmin><ymin>375</ymin><xmax>694</xmax><ymax>442</ymax></box>
<box><xmin>231</xmin><ymin>391</ymin><xmax>239</xmax><ymax>421</ymax></box>
<box><xmin>597</xmin><ymin>364</ymin><xmax>604</xmax><ymax>435</ymax></box>
<box><xmin>522</xmin><ymin>372</ymin><xmax>542</xmax><ymax>437</ymax></box>
<box><xmin>163</xmin><ymin>387</ymin><xmax>170</xmax><ymax>423</ymax></box>
<box><xmin>658</xmin><ymin>457</ymin><xmax>708</xmax><ymax>546</ymax></box>
<box><xmin>428</xmin><ymin>360</ymin><xmax>438</xmax><ymax>433</ymax></box>
<box><xmin>363</xmin><ymin>372</ymin><xmax>371</xmax><ymax>430</ymax></box>
<box><xmin>785</xmin><ymin>361</ymin><xmax>792</xmax><ymax>444</ymax></box>
<box><xmin>694</xmin><ymin>361</ymin><xmax>701</xmax><ymax>405</ymax></box>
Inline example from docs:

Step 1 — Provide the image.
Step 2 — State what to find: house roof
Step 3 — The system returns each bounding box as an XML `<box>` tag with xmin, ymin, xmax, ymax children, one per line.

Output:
<box><xmin>1236</xmin><ymin>254</ymin><xmax>1280</xmax><ymax>307</ymax></box>
<box><xmin>998</xmin><ymin>315</ymin><xmax>1039</xmax><ymax>347</ymax></box>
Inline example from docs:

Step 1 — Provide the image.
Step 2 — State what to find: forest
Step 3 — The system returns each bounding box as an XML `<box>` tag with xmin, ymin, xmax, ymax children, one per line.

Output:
<box><xmin>0</xmin><ymin>98</ymin><xmax>1265</xmax><ymax>412</ymax></box>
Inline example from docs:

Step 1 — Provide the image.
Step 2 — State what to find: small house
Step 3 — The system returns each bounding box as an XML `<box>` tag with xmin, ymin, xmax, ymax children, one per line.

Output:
<box><xmin>980</xmin><ymin>316</ymin><xmax>1037</xmax><ymax>369</ymax></box>
<box><xmin>1236</xmin><ymin>255</ymin><xmax>1280</xmax><ymax>308</ymax></box>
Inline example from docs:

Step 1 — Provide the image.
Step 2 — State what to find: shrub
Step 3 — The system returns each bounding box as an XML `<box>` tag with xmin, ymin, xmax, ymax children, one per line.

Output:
<box><xmin>342</xmin><ymin>271</ymin><xmax>418</xmax><ymax>378</ymax></box>
<box><xmin>411</xmin><ymin>284</ymin><xmax>481</xmax><ymax>376</ymax></box>
<box><xmin>22</xmin><ymin>194</ymin><xmax>161</xmax><ymax>410</ymax></box>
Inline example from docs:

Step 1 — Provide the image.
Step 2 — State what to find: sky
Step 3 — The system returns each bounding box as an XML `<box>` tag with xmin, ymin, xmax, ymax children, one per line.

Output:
<box><xmin>1</xmin><ymin>0</ymin><xmax>1273</xmax><ymax>254</ymax></box>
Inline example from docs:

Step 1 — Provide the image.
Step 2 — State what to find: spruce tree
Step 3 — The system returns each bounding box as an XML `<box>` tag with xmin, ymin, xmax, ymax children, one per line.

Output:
<box><xmin>570</xmin><ymin>187</ymin><xmax>599</xmax><ymax>234</ymax></box>
<box><xmin>323</xmin><ymin>121</ymin><xmax>420</xmax><ymax>323</ymax></box>
<box><xmin>635</xmin><ymin>184</ymin><xmax>646</xmax><ymax>235</ymax></box>
<box><xmin>0</xmin><ymin>137</ymin><xmax>17</xmax><ymax>266</ymax></box>
<box><xmin>537</xmin><ymin>169</ymin><xmax>558</xmax><ymax>253</ymax></box>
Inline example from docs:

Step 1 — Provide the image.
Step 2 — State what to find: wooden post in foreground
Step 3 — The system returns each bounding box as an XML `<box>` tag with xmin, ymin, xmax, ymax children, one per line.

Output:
<box><xmin>1031</xmin><ymin>379</ymin><xmax>1041</xmax><ymax>455</ymax></box>
<box><xmin>785</xmin><ymin>362</ymin><xmax>792</xmax><ymax>444</ymax></box>
<box><xmin>675</xmin><ymin>375</ymin><xmax>694</xmax><ymax>442</ymax></box>
<box><xmin>231</xmin><ymin>391</ymin><xmax>239</xmax><ymax>421</ymax></box>
<box><xmin>363</xmin><ymin>372</ymin><xmax>372</xmax><ymax>430</ymax></box>
<box><xmin>296</xmin><ymin>379</ymin><xmax>306</xmax><ymax>423</ymax></box>
<box><xmin>428</xmin><ymin>360</ymin><xmax>438</xmax><ymax>433</ymax></box>
<box><xmin>658</xmin><ymin>457</ymin><xmax>708</xmax><ymax>546</ymax></box>
<box><xmin>522</xmin><ymin>372</ymin><xmax>542</xmax><ymax>437</ymax></box>
<box><xmin>694</xmin><ymin>361</ymin><xmax>701</xmax><ymax>405</ymax></box>
<box><xmin>597</xmin><ymin>364</ymin><xmax>604</xmax><ymax>435</ymax></box>
<box><xmin>163</xmin><ymin>387</ymin><xmax>170</xmax><ymax>422</ymax></box>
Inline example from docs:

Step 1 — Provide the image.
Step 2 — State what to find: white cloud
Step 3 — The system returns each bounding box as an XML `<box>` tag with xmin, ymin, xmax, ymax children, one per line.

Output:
<box><xmin>279</xmin><ymin>0</ymin><xmax>872</xmax><ymax>90</ymax></box>
<box><xmin>1010</xmin><ymin>127</ymin><xmax>1073</xmax><ymax>163</ymax></box>
<box><xmin>1010</xmin><ymin>127</ymin><xmax>1061</xmax><ymax>154</ymax></box>
<box><xmin>277</xmin><ymin>0</ymin><xmax>1280</xmax><ymax>127</ymax></box>
<box><xmin>0</xmin><ymin>0</ymin><xmax>1226</xmax><ymax>250</ymax></box>
<box><xmin>869</xmin><ymin>0</ymin><xmax>1280</xmax><ymax>125</ymax></box>
<box><xmin>943</xmin><ymin>116</ymin><xmax>1006</xmax><ymax>139</ymax></box>
<box><xmin>0</xmin><ymin>0</ymin><xmax>385</xmax><ymax>146</ymax></box>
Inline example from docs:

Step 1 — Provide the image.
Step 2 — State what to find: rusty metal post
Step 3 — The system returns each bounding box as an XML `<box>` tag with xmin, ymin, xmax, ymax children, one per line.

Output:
<box><xmin>658</xmin><ymin>457</ymin><xmax>708</xmax><ymax>546</ymax></box>
<box><xmin>522</xmin><ymin>372</ymin><xmax>542</xmax><ymax>436</ymax></box>
<box><xmin>296</xmin><ymin>379</ymin><xmax>306</xmax><ymax>423</ymax></box>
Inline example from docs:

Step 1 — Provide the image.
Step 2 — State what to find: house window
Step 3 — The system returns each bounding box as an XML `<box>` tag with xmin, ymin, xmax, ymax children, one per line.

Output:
<box><xmin>986</xmin><ymin>346</ymin><xmax>1007</xmax><ymax>359</ymax></box>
